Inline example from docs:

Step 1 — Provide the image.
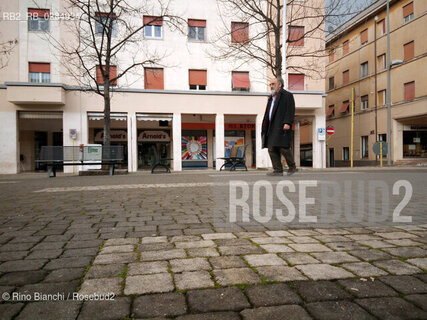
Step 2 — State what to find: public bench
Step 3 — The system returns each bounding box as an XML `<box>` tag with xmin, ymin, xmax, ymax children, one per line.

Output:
<box><xmin>218</xmin><ymin>144</ymin><xmax>248</xmax><ymax>171</ymax></box>
<box><xmin>36</xmin><ymin>146</ymin><xmax>124</xmax><ymax>177</ymax></box>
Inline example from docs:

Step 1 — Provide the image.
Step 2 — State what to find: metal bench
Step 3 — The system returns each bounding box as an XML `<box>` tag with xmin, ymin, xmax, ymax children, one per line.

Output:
<box><xmin>218</xmin><ymin>144</ymin><xmax>248</xmax><ymax>171</ymax></box>
<box><xmin>36</xmin><ymin>146</ymin><xmax>124</xmax><ymax>177</ymax></box>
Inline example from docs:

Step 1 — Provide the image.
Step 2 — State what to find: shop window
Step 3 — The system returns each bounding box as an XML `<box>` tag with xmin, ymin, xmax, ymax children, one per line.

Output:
<box><xmin>378</xmin><ymin>89</ymin><xmax>386</xmax><ymax>105</ymax></box>
<box><xmin>29</xmin><ymin>62</ymin><xmax>50</xmax><ymax>83</ymax></box>
<box><xmin>231</xmin><ymin>71</ymin><xmax>250</xmax><ymax>91</ymax></box>
<box><xmin>188</xmin><ymin>19</ymin><xmax>206</xmax><ymax>41</ymax></box>
<box><xmin>361</xmin><ymin>95</ymin><xmax>369</xmax><ymax>110</ymax></box>
<box><xmin>343</xmin><ymin>147</ymin><xmax>349</xmax><ymax>160</ymax></box>
<box><xmin>144</xmin><ymin>16</ymin><xmax>163</xmax><ymax>38</ymax></box>
<box><xmin>404</xmin><ymin>41</ymin><xmax>414</xmax><ymax>61</ymax></box>
<box><xmin>360</xmin><ymin>28</ymin><xmax>368</xmax><ymax>45</ymax></box>
<box><xmin>377</xmin><ymin>54</ymin><xmax>386</xmax><ymax>70</ymax></box>
<box><xmin>28</xmin><ymin>8</ymin><xmax>50</xmax><ymax>31</ymax></box>
<box><xmin>342</xmin><ymin>70</ymin><xmax>349</xmax><ymax>84</ymax></box>
<box><xmin>182</xmin><ymin>130</ymin><xmax>208</xmax><ymax>168</ymax></box>
<box><xmin>343</xmin><ymin>40</ymin><xmax>349</xmax><ymax>55</ymax></box>
<box><xmin>95</xmin><ymin>12</ymin><xmax>117</xmax><ymax>35</ymax></box>
<box><xmin>403</xmin><ymin>2</ymin><xmax>414</xmax><ymax>23</ymax></box>
<box><xmin>361</xmin><ymin>136</ymin><xmax>369</xmax><ymax>158</ymax></box>
<box><xmin>189</xmin><ymin>69</ymin><xmax>207</xmax><ymax>90</ymax></box>
<box><xmin>403</xmin><ymin>130</ymin><xmax>426</xmax><ymax>158</ymax></box>
<box><xmin>288</xmin><ymin>73</ymin><xmax>304</xmax><ymax>91</ymax></box>
<box><xmin>360</xmin><ymin>62</ymin><xmax>368</xmax><ymax>78</ymax></box>
<box><xmin>231</xmin><ymin>22</ymin><xmax>249</xmax><ymax>44</ymax></box>
<box><xmin>377</xmin><ymin>19</ymin><xmax>385</xmax><ymax>36</ymax></box>
<box><xmin>144</xmin><ymin>68</ymin><xmax>164</xmax><ymax>89</ymax></box>
<box><xmin>328</xmin><ymin>77</ymin><xmax>334</xmax><ymax>90</ymax></box>
<box><xmin>289</xmin><ymin>26</ymin><xmax>304</xmax><ymax>46</ymax></box>
<box><xmin>404</xmin><ymin>81</ymin><xmax>415</xmax><ymax>100</ymax></box>
<box><xmin>96</xmin><ymin>65</ymin><xmax>117</xmax><ymax>85</ymax></box>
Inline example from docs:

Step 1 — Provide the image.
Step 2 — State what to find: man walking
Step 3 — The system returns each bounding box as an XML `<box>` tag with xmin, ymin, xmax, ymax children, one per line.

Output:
<box><xmin>261</xmin><ymin>77</ymin><xmax>297</xmax><ymax>176</ymax></box>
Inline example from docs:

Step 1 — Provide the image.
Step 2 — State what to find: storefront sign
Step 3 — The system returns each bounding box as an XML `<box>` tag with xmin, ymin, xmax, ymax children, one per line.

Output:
<box><xmin>94</xmin><ymin>130</ymin><xmax>127</xmax><ymax>142</ymax></box>
<box><xmin>138</xmin><ymin>131</ymin><xmax>170</xmax><ymax>142</ymax></box>
<box><xmin>225</xmin><ymin>123</ymin><xmax>255</xmax><ymax>130</ymax></box>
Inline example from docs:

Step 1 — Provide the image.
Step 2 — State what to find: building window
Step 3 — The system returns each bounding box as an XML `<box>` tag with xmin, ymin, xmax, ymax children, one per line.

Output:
<box><xmin>377</xmin><ymin>54</ymin><xmax>386</xmax><ymax>70</ymax></box>
<box><xmin>342</xmin><ymin>70</ymin><xmax>349</xmax><ymax>84</ymax></box>
<box><xmin>360</xmin><ymin>29</ymin><xmax>368</xmax><ymax>45</ymax></box>
<box><xmin>288</xmin><ymin>26</ymin><xmax>304</xmax><ymax>46</ymax></box>
<box><xmin>231</xmin><ymin>71</ymin><xmax>250</xmax><ymax>91</ymax></box>
<box><xmin>360</xmin><ymin>62</ymin><xmax>368</xmax><ymax>78</ymax></box>
<box><xmin>96</xmin><ymin>65</ymin><xmax>117</xmax><ymax>86</ymax></box>
<box><xmin>95</xmin><ymin>12</ymin><xmax>117</xmax><ymax>35</ymax></box>
<box><xmin>404</xmin><ymin>41</ymin><xmax>414</xmax><ymax>61</ymax></box>
<box><xmin>361</xmin><ymin>136</ymin><xmax>369</xmax><ymax>158</ymax></box>
<box><xmin>327</xmin><ymin>105</ymin><xmax>335</xmax><ymax>117</ymax></box>
<box><xmin>340</xmin><ymin>100</ymin><xmax>349</xmax><ymax>114</ymax></box>
<box><xmin>188</xmin><ymin>19</ymin><xmax>206</xmax><ymax>41</ymax></box>
<box><xmin>378</xmin><ymin>89</ymin><xmax>386</xmax><ymax>105</ymax></box>
<box><xmin>404</xmin><ymin>81</ymin><xmax>415</xmax><ymax>100</ymax></box>
<box><xmin>288</xmin><ymin>73</ymin><xmax>304</xmax><ymax>90</ymax></box>
<box><xmin>343</xmin><ymin>147</ymin><xmax>349</xmax><ymax>160</ymax></box>
<box><xmin>144</xmin><ymin>68</ymin><xmax>164</xmax><ymax>89</ymax></box>
<box><xmin>231</xmin><ymin>22</ymin><xmax>249</xmax><ymax>44</ymax></box>
<box><xmin>343</xmin><ymin>40</ymin><xmax>349</xmax><ymax>55</ymax></box>
<box><xmin>29</xmin><ymin>62</ymin><xmax>50</xmax><ymax>83</ymax></box>
<box><xmin>377</xmin><ymin>19</ymin><xmax>385</xmax><ymax>36</ymax></box>
<box><xmin>28</xmin><ymin>8</ymin><xmax>50</xmax><ymax>32</ymax></box>
<box><xmin>144</xmin><ymin>16</ymin><xmax>163</xmax><ymax>39</ymax></box>
<box><xmin>328</xmin><ymin>77</ymin><xmax>334</xmax><ymax>90</ymax></box>
<box><xmin>378</xmin><ymin>134</ymin><xmax>387</xmax><ymax>142</ymax></box>
<box><xmin>329</xmin><ymin>49</ymin><xmax>334</xmax><ymax>62</ymax></box>
<box><xmin>403</xmin><ymin>2</ymin><xmax>414</xmax><ymax>23</ymax></box>
<box><xmin>361</xmin><ymin>95</ymin><xmax>369</xmax><ymax>110</ymax></box>
<box><xmin>189</xmin><ymin>69</ymin><xmax>207</xmax><ymax>90</ymax></box>
<box><xmin>403</xmin><ymin>131</ymin><xmax>425</xmax><ymax>158</ymax></box>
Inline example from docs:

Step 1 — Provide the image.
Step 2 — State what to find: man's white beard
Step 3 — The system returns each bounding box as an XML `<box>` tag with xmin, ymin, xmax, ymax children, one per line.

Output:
<box><xmin>271</xmin><ymin>89</ymin><xmax>276</xmax><ymax>96</ymax></box>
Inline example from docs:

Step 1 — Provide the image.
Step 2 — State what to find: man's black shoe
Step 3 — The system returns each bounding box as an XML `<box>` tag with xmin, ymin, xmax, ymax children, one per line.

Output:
<box><xmin>267</xmin><ymin>171</ymin><xmax>283</xmax><ymax>176</ymax></box>
<box><xmin>287</xmin><ymin>167</ymin><xmax>297</xmax><ymax>176</ymax></box>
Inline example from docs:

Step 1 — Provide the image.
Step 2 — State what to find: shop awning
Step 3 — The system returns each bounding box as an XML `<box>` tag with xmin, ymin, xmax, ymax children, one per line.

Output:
<box><xmin>87</xmin><ymin>112</ymin><xmax>127</xmax><ymax>121</ymax></box>
<box><xmin>19</xmin><ymin>111</ymin><xmax>62</xmax><ymax>119</ymax></box>
<box><xmin>136</xmin><ymin>113</ymin><xmax>173</xmax><ymax>121</ymax></box>
<box><xmin>327</xmin><ymin>106</ymin><xmax>334</xmax><ymax>116</ymax></box>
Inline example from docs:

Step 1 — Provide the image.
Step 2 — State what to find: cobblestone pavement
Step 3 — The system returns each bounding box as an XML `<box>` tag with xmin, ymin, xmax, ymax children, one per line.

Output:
<box><xmin>0</xmin><ymin>169</ymin><xmax>426</xmax><ymax>319</ymax></box>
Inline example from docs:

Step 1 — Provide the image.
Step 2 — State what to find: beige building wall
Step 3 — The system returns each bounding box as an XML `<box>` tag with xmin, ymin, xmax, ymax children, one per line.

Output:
<box><xmin>325</xmin><ymin>0</ymin><xmax>427</xmax><ymax>166</ymax></box>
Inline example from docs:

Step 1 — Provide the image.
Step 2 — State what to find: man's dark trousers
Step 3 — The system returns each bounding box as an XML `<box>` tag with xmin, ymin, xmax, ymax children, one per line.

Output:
<box><xmin>268</xmin><ymin>146</ymin><xmax>295</xmax><ymax>172</ymax></box>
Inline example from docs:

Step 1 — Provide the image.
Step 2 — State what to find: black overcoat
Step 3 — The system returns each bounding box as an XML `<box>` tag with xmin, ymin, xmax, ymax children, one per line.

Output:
<box><xmin>261</xmin><ymin>88</ymin><xmax>295</xmax><ymax>148</ymax></box>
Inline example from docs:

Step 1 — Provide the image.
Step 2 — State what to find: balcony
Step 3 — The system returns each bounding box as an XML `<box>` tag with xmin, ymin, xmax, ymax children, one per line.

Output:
<box><xmin>6</xmin><ymin>82</ymin><xmax>65</xmax><ymax>105</ymax></box>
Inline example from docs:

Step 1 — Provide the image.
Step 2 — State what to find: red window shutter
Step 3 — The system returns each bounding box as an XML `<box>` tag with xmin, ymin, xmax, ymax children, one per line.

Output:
<box><xmin>327</xmin><ymin>106</ymin><xmax>334</xmax><ymax>116</ymax></box>
<box><xmin>404</xmin><ymin>81</ymin><xmax>415</xmax><ymax>100</ymax></box>
<box><xmin>403</xmin><ymin>2</ymin><xmax>413</xmax><ymax>18</ymax></box>
<box><xmin>143</xmin><ymin>16</ymin><xmax>163</xmax><ymax>26</ymax></box>
<box><xmin>95</xmin><ymin>12</ymin><xmax>117</xmax><ymax>19</ymax></box>
<box><xmin>232</xmin><ymin>71</ymin><xmax>250</xmax><ymax>88</ymax></box>
<box><xmin>188</xmin><ymin>19</ymin><xmax>206</xmax><ymax>28</ymax></box>
<box><xmin>29</xmin><ymin>62</ymin><xmax>50</xmax><ymax>73</ymax></box>
<box><xmin>189</xmin><ymin>70</ymin><xmax>207</xmax><ymax>86</ymax></box>
<box><xmin>404</xmin><ymin>41</ymin><xmax>414</xmax><ymax>61</ymax></box>
<box><xmin>340</xmin><ymin>101</ymin><xmax>349</xmax><ymax>113</ymax></box>
<box><xmin>360</xmin><ymin>29</ymin><xmax>368</xmax><ymax>44</ymax></box>
<box><xmin>288</xmin><ymin>74</ymin><xmax>304</xmax><ymax>90</ymax></box>
<box><xmin>231</xmin><ymin>22</ymin><xmax>249</xmax><ymax>43</ymax></box>
<box><xmin>343</xmin><ymin>70</ymin><xmax>349</xmax><ymax>84</ymax></box>
<box><xmin>379</xmin><ymin>19</ymin><xmax>386</xmax><ymax>34</ymax></box>
<box><xmin>343</xmin><ymin>41</ymin><xmax>349</xmax><ymax>54</ymax></box>
<box><xmin>289</xmin><ymin>26</ymin><xmax>304</xmax><ymax>46</ymax></box>
<box><xmin>145</xmin><ymin>68</ymin><xmax>164</xmax><ymax>89</ymax></box>
<box><xmin>28</xmin><ymin>8</ymin><xmax>50</xmax><ymax>18</ymax></box>
<box><xmin>96</xmin><ymin>65</ymin><xmax>117</xmax><ymax>85</ymax></box>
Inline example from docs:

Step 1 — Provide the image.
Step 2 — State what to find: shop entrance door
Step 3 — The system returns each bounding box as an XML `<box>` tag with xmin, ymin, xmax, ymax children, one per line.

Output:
<box><xmin>35</xmin><ymin>131</ymin><xmax>47</xmax><ymax>171</ymax></box>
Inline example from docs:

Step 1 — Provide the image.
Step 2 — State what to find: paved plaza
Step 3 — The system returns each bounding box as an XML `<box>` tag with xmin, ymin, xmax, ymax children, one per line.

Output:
<box><xmin>0</xmin><ymin>168</ymin><xmax>426</xmax><ymax>319</ymax></box>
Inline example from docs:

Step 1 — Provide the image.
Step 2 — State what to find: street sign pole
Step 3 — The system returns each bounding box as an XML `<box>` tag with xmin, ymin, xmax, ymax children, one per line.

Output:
<box><xmin>380</xmin><ymin>141</ymin><xmax>383</xmax><ymax>167</ymax></box>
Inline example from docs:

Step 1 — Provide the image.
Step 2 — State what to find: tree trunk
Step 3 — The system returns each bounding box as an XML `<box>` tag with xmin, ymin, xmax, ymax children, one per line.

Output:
<box><xmin>103</xmin><ymin>83</ymin><xmax>111</xmax><ymax>147</ymax></box>
<box><xmin>274</xmin><ymin>0</ymin><xmax>282</xmax><ymax>77</ymax></box>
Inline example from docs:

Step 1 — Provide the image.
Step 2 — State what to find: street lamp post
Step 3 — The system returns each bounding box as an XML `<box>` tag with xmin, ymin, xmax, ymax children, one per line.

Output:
<box><xmin>386</xmin><ymin>0</ymin><xmax>391</xmax><ymax>165</ymax></box>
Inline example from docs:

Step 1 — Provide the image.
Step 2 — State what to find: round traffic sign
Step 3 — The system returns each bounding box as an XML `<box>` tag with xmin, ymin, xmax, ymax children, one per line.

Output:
<box><xmin>326</xmin><ymin>126</ymin><xmax>335</xmax><ymax>135</ymax></box>
<box><xmin>373</xmin><ymin>141</ymin><xmax>388</xmax><ymax>155</ymax></box>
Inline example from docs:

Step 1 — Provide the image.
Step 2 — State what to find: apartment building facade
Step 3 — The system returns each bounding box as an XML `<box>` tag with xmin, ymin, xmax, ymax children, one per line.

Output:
<box><xmin>325</xmin><ymin>0</ymin><xmax>426</xmax><ymax>166</ymax></box>
<box><xmin>0</xmin><ymin>0</ymin><xmax>326</xmax><ymax>174</ymax></box>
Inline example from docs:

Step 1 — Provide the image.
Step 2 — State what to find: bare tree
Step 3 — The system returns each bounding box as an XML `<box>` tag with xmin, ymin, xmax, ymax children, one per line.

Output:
<box><xmin>211</xmin><ymin>0</ymin><xmax>368</xmax><ymax>80</ymax></box>
<box><xmin>45</xmin><ymin>0</ymin><xmax>182</xmax><ymax>146</ymax></box>
<box><xmin>0</xmin><ymin>38</ymin><xmax>18</xmax><ymax>70</ymax></box>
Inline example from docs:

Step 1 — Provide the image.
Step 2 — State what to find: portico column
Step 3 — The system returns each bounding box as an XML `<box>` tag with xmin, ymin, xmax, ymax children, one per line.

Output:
<box><xmin>172</xmin><ymin>113</ymin><xmax>182</xmax><ymax>171</ymax></box>
<box><xmin>127</xmin><ymin>112</ymin><xmax>137</xmax><ymax>172</ymax></box>
<box><xmin>215</xmin><ymin>113</ymin><xmax>224</xmax><ymax>171</ymax></box>
<box><xmin>256</xmin><ymin>114</ymin><xmax>270</xmax><ymax>168</ymax></box>
<box><xmin>312</xmin><ymin>111</ymin><xmax>326</xmax><ymax>169</ymax></box>
<box><xmin>63</xmin><ymin>111</ymin><xmax>86</xmax><ymax>174</ymax></box>
<box><xmin>0</xmin><ymin>111</ymin><xmax>18</xmax><ymax>173</ymax></box>
<box><xmin>294</xmin><ymin>121</ymin><xmax>301</xmax><ymax>167</ymax></box>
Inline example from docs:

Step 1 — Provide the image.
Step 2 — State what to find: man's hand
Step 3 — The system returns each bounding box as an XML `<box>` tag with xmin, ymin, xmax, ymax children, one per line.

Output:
<box><xmin>283</xmin><ymin>124</ymin><xmax>290</xmax><ymax>130</ymax></box>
